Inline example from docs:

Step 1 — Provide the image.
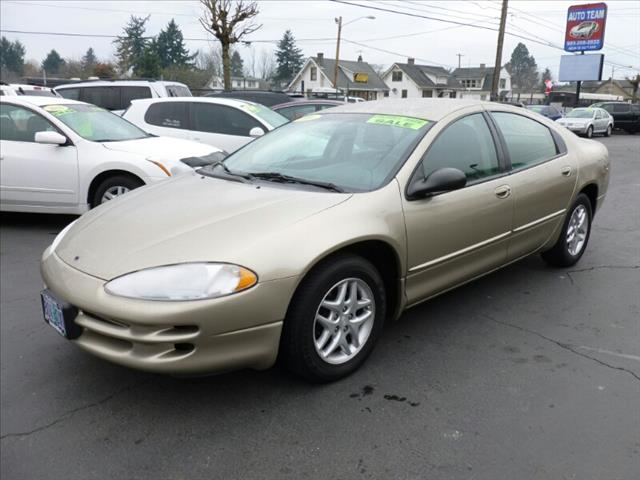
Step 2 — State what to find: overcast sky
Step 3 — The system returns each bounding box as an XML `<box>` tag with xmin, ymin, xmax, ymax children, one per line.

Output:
<box><xmin>1</xmin><ymin>0</ymin><xmax>639</xmax><ymax>80</ymax></box>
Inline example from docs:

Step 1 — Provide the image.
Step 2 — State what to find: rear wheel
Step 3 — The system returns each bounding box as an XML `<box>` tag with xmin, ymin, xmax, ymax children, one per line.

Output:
<box><xmin>604</xmin><ymin>125</ymin><xmax>612</xmax><ymax>137</ymax></box>
<box><xmin>280</xmin><ymin>254</ymin><xmax>386</xmax><ymax>382</ymax></box>
<box><xmin>91</xmin><ymin>175</ymin><xmax>144</xmax><ymax>208</ymax></box>
<box><xmin>585</xmin><ymin>126</ymin><xmax>594</xmax><ymax>138</ymax></box>
<box><xmin>541</xmin><ymin>193</ymin><xmax>592</xmax><ymax>267</ymax></box>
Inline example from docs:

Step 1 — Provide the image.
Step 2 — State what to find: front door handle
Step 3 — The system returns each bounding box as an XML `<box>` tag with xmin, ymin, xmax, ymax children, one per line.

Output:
<box><xmin>494</xmin><ymin>185</ymin><xmax>511</xmax><ymax>199</ymax></box>
<box><xmin>561</xmin><ymin>166</ymin><xmax>572</xmax><ymax>177</ymax></box>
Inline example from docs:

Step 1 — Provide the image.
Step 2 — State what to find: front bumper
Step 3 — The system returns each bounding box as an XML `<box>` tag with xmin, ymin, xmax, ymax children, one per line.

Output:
<box><xmin>41</xmin><ymin>251</ymin><xmax>299</xmax><ymax>375</ymax></box>
<box><xmin>562</xmin><ymin>124</ymin><xmax>588</xmax><ymax>134</ymax></box>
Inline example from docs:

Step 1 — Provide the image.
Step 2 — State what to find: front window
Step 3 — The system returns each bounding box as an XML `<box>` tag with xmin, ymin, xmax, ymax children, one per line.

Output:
<box><xmin>221</xmin><ymin>113</ymin><xmax>432</xmax><ymax>192</ymax></box>
<box><xmin>392</xmin><ymin>71</ymin><xmax>402</xmax><ymax>82</ymax></box>
<box><xmin>0</xmin><ymin>104</ymin><xmax>58</xmax><ymax>142</ymax></box>
<box><xmin>499</xmin><ymin>78</ymin><xmax>506</xmax><ymax>89</ymax></box>
<box><xmin>310</xmin><ymin>67</ymin><xmax>317</xmax><ymax>81</ymax></box>
<box><xmin>566</xmin><ymin>108</ymin><xmax>594</xmax><ymax>119</ymax></box>
<box><xmin>42</xmin><ymin>103</ymin><xmax>149</xmax><ymax>142</ymax></box>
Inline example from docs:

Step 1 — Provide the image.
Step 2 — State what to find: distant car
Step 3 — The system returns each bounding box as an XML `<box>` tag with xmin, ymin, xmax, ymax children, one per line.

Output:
<box><xmin>206</xmin><ymin>90</ymin><xmax>295</xmax><ymax>107</ymax></box>
<box><xmin>0</xmin><ymin>96</ymin><xmax>221</xmax><ymax>214</ymax></box>
<box><xmin>591</xmin><ymin>101</ymin><xmax>640</xmax><ymax>134</ymax></box>
<box><xmin>272</xmin><ymin>99</ymin><xmax>343</xmax><ymax>120</ymax></box>
<box><xmin>0</xmin><ymin>83</ymin><xmax>60</xmax><ymax>97</ymax></box>
<box><xmin>123</xmin><ymin>97</ymin><xmax>288</xmax><ymax>153</ymax></box>
<box><xmin>55</xmin><ymin>80</ymin><xmax>191</xmax><ymax>115</ymax></box>
<box><xmin>556</xmin><ymin>107</ymin><xmax>613</xmax><ymax>138</ymax></box>
<box><xmin>570</xmin><ymin>21</ymin><xmax>599</xmax><ymax>39</ymax></box>
<box><xmin>527</xmin><ymin>104</ymin><xmax>563</xmax><ymax>121</ymax></box>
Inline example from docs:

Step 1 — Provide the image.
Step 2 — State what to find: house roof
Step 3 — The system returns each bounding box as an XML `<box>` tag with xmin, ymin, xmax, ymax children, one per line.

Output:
<box><xmin>393</xmin><ymin>63</ymin><xmax>462</xmax><ymax>89</ymax></box>
<box><xmin>452</xmin><ymin>67</ymin><xmax>497</xmax><ymax>90</ymax></box>
<box><xmin>311</xmin><ymin>56</ymin><xmax>388</xmax><ymax>91</ymax></box>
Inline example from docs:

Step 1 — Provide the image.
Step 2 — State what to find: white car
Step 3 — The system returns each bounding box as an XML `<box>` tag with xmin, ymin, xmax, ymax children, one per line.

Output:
<box><xmin>0</xmin><ymin>83</ymin><xmax>60</xmax><ymax>97</ymax></box>
<box><xmin>556</xmin><ymin>107</ymin><xmax>613</xmax><ymax>138</ymax></box>
<box><xmin>570</xmin><ymin>21</ymin><xmax>599</xmax><ymax>39</ymax></box>
<box><xmin>123</xmin><ymin>97</ymin><xmax>289</xmax><ymax>153</ymax></box>
<box><xmin>55</xmin><ymin>80</ymin><xmax>191</xmax><ymax>115</ymax></box>
<box><xmin>0</xmin><ymin>96</ymin><xmax>222</xmax><ymax>214</ymax></box>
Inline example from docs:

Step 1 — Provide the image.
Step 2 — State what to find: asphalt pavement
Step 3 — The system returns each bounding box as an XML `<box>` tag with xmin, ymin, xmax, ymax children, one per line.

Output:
<box><xmin>1</xmin><ymin>134</ymin><xmax>639</xmax><ymax>480</ymax></box>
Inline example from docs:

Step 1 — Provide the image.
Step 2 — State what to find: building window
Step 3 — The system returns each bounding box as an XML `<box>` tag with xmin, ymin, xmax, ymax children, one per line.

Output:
<box><xmin>310</xmin><ymin>67</ymin><xmax>317</xmax><ymax>81</ymax></box>
<box><xmin>401</xmin><ymin>89</ymin><xmax>408</xmax><ymax>98</ymax></box>
<box><xmin>392</xmin><ymin>71</ymin><xmax>402</xmax><ymax>82</ymax></box>
<box><xmin>384</xmin><ymin>91</ymin><xmax>389</xmax><ymax>97</ymax></box>
<box><xmin>422</xmin><ymin>90</ymin><xmax>432</xmax><ymax>97</ymax></box>
<box><xmin>499</xmin><ymin>78</ymin><xmax>506</xmax><ymax>89</ymax></box>
<box><xmin>480</xmin><ymin>94</ymin><xmax>487</xmax><ymax>100</ymax></box>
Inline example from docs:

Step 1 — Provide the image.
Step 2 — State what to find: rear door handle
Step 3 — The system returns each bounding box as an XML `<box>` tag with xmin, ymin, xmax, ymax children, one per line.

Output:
<box><xmin>561</xmin><ymin>166</ymin><xmax>572</xmax><ymax>177</ymax></box>
<box><xmin>494</xmin><ymin>185</ymin><xmax>511</xmax><ymax>199</ymax></box>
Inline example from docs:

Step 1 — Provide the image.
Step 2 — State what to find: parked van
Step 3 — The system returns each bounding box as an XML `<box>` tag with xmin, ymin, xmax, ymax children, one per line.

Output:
<box><xmin>55</xmin><ymin>80</ymin><xmax>191</xmax><ymax>115</ymax></box>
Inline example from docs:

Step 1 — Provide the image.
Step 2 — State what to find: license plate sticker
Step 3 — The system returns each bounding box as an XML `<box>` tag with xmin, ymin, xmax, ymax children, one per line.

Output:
<box><xmin>42</xmin><ymin>292</ymin><xmax>67</xmax><ymax>337</ymax></box>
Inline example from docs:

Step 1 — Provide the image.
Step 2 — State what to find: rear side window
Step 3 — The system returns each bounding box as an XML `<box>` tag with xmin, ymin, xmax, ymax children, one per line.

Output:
<box><xmin>145</xmin><ymin>102</ymin><xmax>189</xmax><ymax>129</ymax></box>
<box><xmin>491</xmin><ymin>112</ymin><xmax>558</xmax><ymax>170</ymax></box>
<box><xmin>57</xmin><ymin>88</ymin><xmax>80</xmax><ymax>100</ymax></box>
<box><xmin>420</xmin><ymin>113</ymin><xmax>500</xmax><ymax>182</ymax></box>
<box><xmin>276</xmin><ymin>104</ymin><xmax>316</xmax><ymax>121</ymax></box>
<box><xmin>192</xmin><ymin>103</ymin><xmax>262</xmax><ymax>136</ymax></box>
<box><xmin>166</xmin><ymin>85</ymin><xmax>191</xmax><ymax>97</ymax></box>
<box><xmin>80</xmin><ymin>87</ymin><xmax>120</xmax><ymax>110</ymax></box>
<box><xmin>121</xmin><ymin>86</ymin><xmax>152</xmax><ymax>106</ymax></box>
<box><xmin>613</xmin><ymin>103</ymin><xmax>631</xmax><ymax>113</ymax></box>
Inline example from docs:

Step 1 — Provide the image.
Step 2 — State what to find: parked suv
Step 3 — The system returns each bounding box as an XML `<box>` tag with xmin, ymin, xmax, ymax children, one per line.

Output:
<box><xmin>55</xmin><ymin>80</ymin><xmax>191</xmax><ymax>115</ymax></box>
<box><xmin>591</xmin><ymin>101</ymin><xmax>640</xmax><ymax>134</ymax></box>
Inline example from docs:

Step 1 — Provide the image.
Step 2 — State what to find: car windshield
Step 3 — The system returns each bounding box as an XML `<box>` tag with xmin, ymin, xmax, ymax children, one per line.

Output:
<box><xmin>239</xmin><ymin>102</ymin><xmax>288</xmax><ymax>128</ymax></box>
<box><xmin>18</xmin><ymin>90</ymin><xmax>58</xmax><ymax>97</ymax></box>
<box><xmin>566</xmin><ymin>109</ymin><xmax>593</xmax><ymax>119</ymax></box>
<box><xmin>42</xmin><ymin>103</ymin><xmax>149</xmax><ymax>141</ymax></box>
<box><xmin>220</xmin><ymin>113</ymin><xmax>432</xmax><ymax>192</ymax></box>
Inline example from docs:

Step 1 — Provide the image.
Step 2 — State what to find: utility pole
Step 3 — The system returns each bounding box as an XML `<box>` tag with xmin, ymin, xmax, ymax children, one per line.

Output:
<box><xmin>334</xmin><ymin>16</ymin><xmax>343</xmax><ymax>95</ymax></box>
<box><xmin>456</xmin><ymin>53</ymin><xmax>464</xmax><ymax>69</ymax></box>
<box><xmin>491</xmin><ymin>0</ymin><xmax>508</xmax><ymax>101</ymax></box>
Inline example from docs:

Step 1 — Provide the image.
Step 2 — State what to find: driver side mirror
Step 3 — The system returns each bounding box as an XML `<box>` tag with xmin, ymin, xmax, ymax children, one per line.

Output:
<box><xmin>249</xmin><ymin>127</ymin><xmax>265</xmax><ymax>138</ymax></box>
<box><xmin>407</xmin><ymin>167</ymin><xmax>467</xmax><ymax>200</ymax></box>
<box><xmin>35</xmin><ymin>131</ymin><xmax>67</xmax><ymax>145</ymax></box>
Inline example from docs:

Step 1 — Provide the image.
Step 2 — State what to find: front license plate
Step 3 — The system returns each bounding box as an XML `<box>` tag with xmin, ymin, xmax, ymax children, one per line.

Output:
<box><xmin>40</xmin><ymin>290</ymin><xmax>80</xmax><ymax>339</ymax></box>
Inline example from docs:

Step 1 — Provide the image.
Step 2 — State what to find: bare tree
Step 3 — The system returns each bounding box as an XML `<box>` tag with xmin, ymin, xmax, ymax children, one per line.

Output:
<box><xmin>199</xmin><ymin>0</ymin><xmax>261</xmax><ymax>90</ymax></box>
<box><xmin>258</xmin><ymin>48</ymin><xmax>276</xmax><ymax>82</ymax></box>
<box><xmin>628</xmin><ymin>74</ymin><xmax>640</xmax><ymax>103</ymax></box>
<box><xmin>247</xmin><ymin>45</ymin><xmax>257</xmax><ymax>78</ymax></box>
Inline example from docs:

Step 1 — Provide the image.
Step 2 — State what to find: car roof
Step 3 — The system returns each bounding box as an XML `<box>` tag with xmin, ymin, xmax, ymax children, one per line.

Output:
<box><xmin>55</xmin><ymin>80</ymin><xmax>187</xmax><ymax>89</ymax></box>
<box><xmin>130</xmin><ymin>96</ymin><xmax>260</xmax><ymax>108</ymax></box>
<box><xmin>272</xmin><ymin>99</ymin><xmax>344</xmax><ymax>109</ymax></box>
<box><xmin>323</xmin><ymin>98</ymin><xmax>501</xmax><ymax>121</ymax></box>
<box><xmin>1</xmin><ymin>96</ymin><xmax>86</xmax><ymax>107</ymax></box>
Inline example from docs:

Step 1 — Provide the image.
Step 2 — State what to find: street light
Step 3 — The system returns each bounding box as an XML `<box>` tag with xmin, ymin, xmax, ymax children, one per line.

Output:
<box><xmin>333</xmin><ymin>15</ymin><xmax>375</xmax><ymax>93</ymax></box>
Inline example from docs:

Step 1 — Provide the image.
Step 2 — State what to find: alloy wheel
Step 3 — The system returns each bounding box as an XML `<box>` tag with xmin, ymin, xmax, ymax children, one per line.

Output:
<box><xmin>313</xmin><ymin>278</ymin><xmax>375</xmax><ymax>365</ymax></box>
<box><xmin>566</xmin><ymin>204</ymin><xmax>589</xmax><ymax>256</ymax></box>
<box><xmin>101</xmin><ymin>186</ymin><xmax>130</xmax><ymax>203</ymax></box>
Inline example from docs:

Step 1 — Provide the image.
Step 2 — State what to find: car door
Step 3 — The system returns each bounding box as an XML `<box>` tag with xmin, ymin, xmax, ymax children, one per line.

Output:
<box><xmin>190</xmin><ymin>103</ymin><xmax>265</xmax><ymax>153</ymax></box>
<box><xmin>401</xmin><ymin>112</ymin><xmax>513</xmax><ymax>304</ymax></box>
<box><xmin>0</xmin><ymin>103</ymin><xmax>78</xmax><ymax>208</ymax></box>
<box><xmin>489</xmin><ymin>111</ymin><xmax>577</xmax><ymax>261</ymax></box>
<box><xmin>139</xmin><ymin>101</ymin><xmax>191</xmax><ymax>140</ymax></box>
<box><xmin>613</xmin><ymin>103</ymin><xmax>632</xmax><ymax>130</ymax></box>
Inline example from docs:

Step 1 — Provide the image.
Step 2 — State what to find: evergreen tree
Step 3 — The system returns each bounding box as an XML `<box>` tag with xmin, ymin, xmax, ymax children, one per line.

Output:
<box><xmin>508</xmin><ymin>42</ymin><xmax>538</xmax><ymax>92</ymax></box>
<box><xmin>135</xmin><ymin>42</ymin><xmax>161</xmax><ymax>78</ymax></box>
<box><xmin>42</xmin><ymin>49</ymin><xmax>65</xmax><ymax>74</ymax></box>
<box><xmin>114</xmin><ymin>15</ymin><xmax>151</xmax><ymax>74</ymax></box>
<box><xmin>156</xmin><ymin>19</ymin><xmax>194</xmax><ymax>69</ymax></box>
<box><xmin>0</xmin><ymin>37</ymin><xmax>26</xmax><ymax>75</ymax></box>
<box><xmin>231</xmin><ymin>50</ymin><xmax>244</xmax><ymax>77</ymax></box>
<box><xmin>274</xmin><ymin>30</ymin><xmax>304</xmax><ymax>84</ymax></box>
<box><xmin>81</xmin><ymin>47</ymin><xmax>97</xmax><ymax>74</ymax></box>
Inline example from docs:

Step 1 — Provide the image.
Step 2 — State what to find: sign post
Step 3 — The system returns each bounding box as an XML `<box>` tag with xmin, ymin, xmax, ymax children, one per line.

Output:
<box><xmin>564</xmin><ymin>3</ymin><xmax>608</xmax><ymax>106</ymax></box>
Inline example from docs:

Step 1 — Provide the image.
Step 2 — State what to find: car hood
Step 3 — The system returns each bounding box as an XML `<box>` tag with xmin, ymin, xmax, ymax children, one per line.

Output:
<box><xmin>101</xmin><ymin>136</ymin><xmax>218</xmax><ymax>161</ymax></box>
<box><xmin>56</xmin><ymin>173</ymin><xmax>350</xmax><ymax>280</ymax></box>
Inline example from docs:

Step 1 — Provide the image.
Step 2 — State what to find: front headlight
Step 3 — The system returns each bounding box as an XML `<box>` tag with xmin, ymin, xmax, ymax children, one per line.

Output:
<box><xmin>104</xmin><ymin>263</ymin><xmax>257</xmax><ymax>301</ymax></box>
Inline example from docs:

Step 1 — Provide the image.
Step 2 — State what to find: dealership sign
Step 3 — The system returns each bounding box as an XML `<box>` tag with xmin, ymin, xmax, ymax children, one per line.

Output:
<box><xmin>565</xmin><ymin>3</ymin><xmax>607</xmax><ymax>52</ymax></box>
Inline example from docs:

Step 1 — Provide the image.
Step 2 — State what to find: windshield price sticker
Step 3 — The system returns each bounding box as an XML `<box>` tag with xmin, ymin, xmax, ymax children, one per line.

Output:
<box><xmin>294</xmin><ymin>114</ymin><xmax>321</xmax><ymax>123</ymax></box>
<box><xmin>367</xmin><ymin>115</ymin><xmax>428</xmax><ymax>130</ymax></box>
<box><xmin>43</xmin><ymin>105</ymin><xmax>74</xmax><ymax>116</ymax></box>
<box><xmin>241</xmin><ymin>104</ymin><xmax>260</xmax><ymax>114</ymax></box>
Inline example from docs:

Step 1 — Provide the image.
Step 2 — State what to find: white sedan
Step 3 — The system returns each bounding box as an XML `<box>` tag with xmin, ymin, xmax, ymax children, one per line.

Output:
<box><xmin>0</xmin><ymin>96</ymin><xmax>222</xmax><ymax>214</ymax></box>
<box><xmin>123</xmin><ymin>97</ymin><xmax>289</xmax><ymax>153</ymax></box>
<box><xmin>556</xmin><ymin>107</ymin><xmax>613</xmax><ymax>138</ymax></box>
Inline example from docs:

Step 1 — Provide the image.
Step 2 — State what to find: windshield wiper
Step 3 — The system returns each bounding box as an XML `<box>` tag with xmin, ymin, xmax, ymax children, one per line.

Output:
<box><xmin>201</xmin><ymin>161</ymin><xmax>253</xmax><ymax>182</ymax></box>
<box><xmin>247</xmin><ymin>172</ymin><xmax>344</xmax><ymax>192</ymax></box>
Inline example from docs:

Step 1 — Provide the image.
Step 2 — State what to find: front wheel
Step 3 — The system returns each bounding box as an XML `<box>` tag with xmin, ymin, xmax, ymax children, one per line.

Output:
<box><xmin>585</xmin><ymin>126</ymin><xmax>594</xmax><ymax>138</ymax></box>
<box><xmin>604</xmin><ymin>125</ymin><xmax>612</xmax><ymax>137</ymax></box>
<box><xmin>91</xmin><ymin>175</ymin><xmax>144</xmax><ymax>208</ymax></box>
<box><xmin>541</xmin><ymin>193</ymin><xmax>592</xmax><ymax>267</ymax></box>
<box><xmin>280</xmin><ymin>254</ymin><xmax>386</xmax><ymax>382</ymax></box>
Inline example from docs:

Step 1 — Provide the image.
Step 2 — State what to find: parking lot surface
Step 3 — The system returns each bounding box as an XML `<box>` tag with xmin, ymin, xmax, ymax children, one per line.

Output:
<box><xmin>1</xmin><ymin>134</ymin><xmax>639</xmax><ymax>480</ymax></box>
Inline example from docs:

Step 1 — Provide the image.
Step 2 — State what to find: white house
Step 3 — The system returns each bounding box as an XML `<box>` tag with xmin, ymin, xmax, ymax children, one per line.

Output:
<box><xmin>287</xmin><ymin>53</ymin><xmax>389</xmax><ymax>100</ymax></box>
<box><xmin>382</xmin><ymin>58</ymin><xmax>462</xmax><ymax>98</ymax></box>
<box><xmin>452</xmin><ymin>64</ymin><xmax>511</xmax><ymax>100</ymax></box>
<box><xmin>206</xmin><ymin>75</ymin><xmax>269</xmax><ymax>91</ymax></box>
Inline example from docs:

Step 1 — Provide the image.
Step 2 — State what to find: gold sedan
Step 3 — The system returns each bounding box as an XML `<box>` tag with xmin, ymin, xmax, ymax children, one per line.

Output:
<box><xmin>40</xmin><ymin>99</ymin><xmax>610</xmax><ymax>382</ymax></box>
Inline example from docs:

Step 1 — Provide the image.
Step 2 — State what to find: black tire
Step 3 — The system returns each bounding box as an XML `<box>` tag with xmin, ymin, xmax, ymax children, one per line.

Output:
<box><xmin>541</xmin><ymin>193</ymin><xmax>593</xmax><ymax>267</ymax></box>
<box><xmin>604</xmin><ymin>125</ymin><xmax>612</xmax><ymax>137</ymax></box>
<box><xmin>585</xmin><ymin>126</ymin><xmax>594</xmax><ymax>138</ymax></box>
<box><xmin>91</xmin><ymin>175</ymin><xmax>144</xmax><ymax>208</ymax></box>
<box><xmin>280</xmin><ymin>254</ymin><xmax>386</xmax><ymax>382</ymax></box>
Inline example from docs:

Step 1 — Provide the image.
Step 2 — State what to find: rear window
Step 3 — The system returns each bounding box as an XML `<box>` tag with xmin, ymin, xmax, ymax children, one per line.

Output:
<box><xmin>166</xmin><ymin>85</ymin><xmax>191</xmax><ymax>97</ymax></box>
<box><xmin>613</xmin><ymin>103</ymin><xmax>631</xmax><ymax>113</ymax></box>
<box><xmin>144</xmin><ymin>102</ymin><xmax>189</xmax><ymax>129</ymax></box>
